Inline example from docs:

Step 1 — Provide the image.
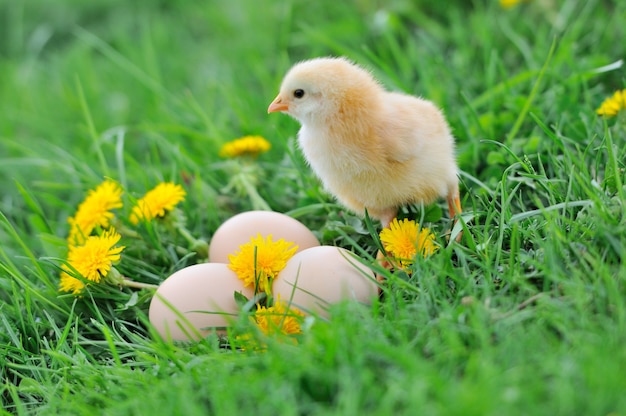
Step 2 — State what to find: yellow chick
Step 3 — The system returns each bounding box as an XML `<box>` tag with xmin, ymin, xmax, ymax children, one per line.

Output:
<box><xmin>268</xmin><ymin>57</ymin><xmax>462</xmax><ymax>229</ymax></box>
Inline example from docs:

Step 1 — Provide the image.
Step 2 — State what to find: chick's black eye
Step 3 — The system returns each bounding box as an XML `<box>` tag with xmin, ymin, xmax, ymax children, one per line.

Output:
<box><xmin>293</xmin><ymin>89</ymin><xmax>305</xmax><ymax>99</ymax></box>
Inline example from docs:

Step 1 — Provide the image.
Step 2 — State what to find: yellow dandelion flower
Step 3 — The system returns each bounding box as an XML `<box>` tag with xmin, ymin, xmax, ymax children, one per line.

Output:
<box><xmin>130</xmin><ymin>182</ymin><xmax>186</xmax><ymax>224</ymax></box>
<box><xmin>228</xmin><ymin>234</ymin><xmax>298</xmax><ymax>293</ymax></box>
<box><xmin>379</xmin><ymin>218</ymin><xmax>439</xmax><ymax>267</ymax></box>
<box><xmin>219</xmin><ymin>135</ymin><xmax>271</xmax><ymax>158</ymax></box>
<box><xmin>59</xmin><ymin>271</ymin><xmax>87</xmax><ymax>294</ymax></box>
<box><xmin>597</xmin><ymin>89</ymin><xmax>626</xmax><ymax>117</ymax></box>
<box><xmin>60</xmin><ymin>229</ymin><xmax>125</xmax><ymax>294</ymax></box>
<box><xmin>67</xmin><ymin>179</ymin><xmax>123</xmax><ymax>246</ymax></box>
<box><xmin>499</xmin><ymin>0</ymin><xmax>527</xmax><ymax>8</ymax></box>
<box><xmin>253</xmin><ymin>297</ymin><xmax>304</xmax><ymax>337</ymax></box>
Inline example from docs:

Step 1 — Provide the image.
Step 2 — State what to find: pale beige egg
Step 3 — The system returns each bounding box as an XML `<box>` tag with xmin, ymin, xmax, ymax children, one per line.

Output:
<box><xmin>273</xmin><ymin>246</ymin><xmax>378</xmax><ymax>317</ymax></box>
<box><xmin>149</xmin><ymin>263</ymin><xmax>253</xmax><ymax>342</ymax></box>
<box><xmin>209</xmin><ymin>211</ymin><xmax>320</xmax><ymax>263</ymax></box>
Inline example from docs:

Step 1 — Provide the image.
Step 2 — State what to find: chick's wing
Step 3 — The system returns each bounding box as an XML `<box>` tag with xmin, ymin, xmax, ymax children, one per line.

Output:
<box><xmin>378</xmin><ymin>92</ymin><xmax>451</xmax><ymax>164</ymax></box>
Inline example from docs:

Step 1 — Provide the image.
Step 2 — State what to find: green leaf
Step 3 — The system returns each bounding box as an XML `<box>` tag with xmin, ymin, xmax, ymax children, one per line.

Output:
<box><xmin>233</xmin><ymin>291</ymin><xmax>250</xmax><ymax>309</ymax></box>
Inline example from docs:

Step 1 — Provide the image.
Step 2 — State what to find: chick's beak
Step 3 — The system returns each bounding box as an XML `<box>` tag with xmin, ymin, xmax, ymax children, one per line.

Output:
<box><xmin>268</xmin><ymin>95</ymin><xmax>289</xmax><ymax>113</ymax></box>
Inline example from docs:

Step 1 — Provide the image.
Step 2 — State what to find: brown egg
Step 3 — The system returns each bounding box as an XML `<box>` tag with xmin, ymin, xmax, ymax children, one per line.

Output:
<box><xmin>209</xmin><ymin>211</ymin><xmax>320</xmax><ymax>263</ymax></box>
<box><xmin>149</xmin><ymin>263</ymin><xmax>253</xmax><ymax>342</ymax></box>
<box><xmin>273</xmin><ymin>246</ymin><xmax>378</xmax><ymax>317</ymax></box>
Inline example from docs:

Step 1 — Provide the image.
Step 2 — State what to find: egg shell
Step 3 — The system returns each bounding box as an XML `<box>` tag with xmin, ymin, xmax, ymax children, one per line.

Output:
<box><xmin>209</xmin><ymin>211</ymin><xmax>320</xmax><ymax>263</ymax></box>
<box><xmin>149</xmin><ymin>263</ymin><xmax>253</xmax><ymax>342</ymax></box>
<box><xmin>273</xmin><ymin>246</ymin><xmax>378</xmax><ymax>317</ymax></box>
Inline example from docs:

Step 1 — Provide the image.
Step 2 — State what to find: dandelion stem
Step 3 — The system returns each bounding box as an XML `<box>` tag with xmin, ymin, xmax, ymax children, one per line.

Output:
<box><xmin>176</xmin><ymin>224</ymin><xmax>209</xmax><ymax>257</ymax></box>
<box><xmin>237</xmin><ymin>172</ymin><xmax>271</xmax><ymax>211</ymax></box>
<box><xmin>121</xmin><ymin>279</ymin><xmax>159</xmax><ymax>290</ymax></box>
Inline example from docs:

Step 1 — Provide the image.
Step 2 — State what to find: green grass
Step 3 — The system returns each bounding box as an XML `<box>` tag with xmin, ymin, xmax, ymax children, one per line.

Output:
<box><xmin>1</xmin><ymin>0</ymin><xmax>626</xmax><ymax>414</ymax></box>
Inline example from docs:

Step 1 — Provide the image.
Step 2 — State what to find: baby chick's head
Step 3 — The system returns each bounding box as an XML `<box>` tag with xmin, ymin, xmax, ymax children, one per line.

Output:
<box><xmin>268</xmin><ymin>57</ymin><xmax>383</xmax><ymax>124</ymax></box>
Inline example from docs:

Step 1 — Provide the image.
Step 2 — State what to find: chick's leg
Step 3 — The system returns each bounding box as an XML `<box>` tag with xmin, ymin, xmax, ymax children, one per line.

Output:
<box><xmin>447</xmin><ymin>192</ymin><xmax>462</xmax><ymax>218</ymax></box>
<box><xmin>447</xmin><ymin>183</ymin><xmax>463</xmax><ymax>242</ymax></box>
<box><xmin>373</xmin><ymin>207</ymin><xmax>398</xmax><ymax>283</ymax></box>
<box><xmin>375</xmin><ymin>250</ymin><xmax>393</xmax><ymax>284</ymax></box>
<box><xmin>378</xmin><ymin>210</ymin><xmax>397</xmax><ymax>229</ymax></box>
